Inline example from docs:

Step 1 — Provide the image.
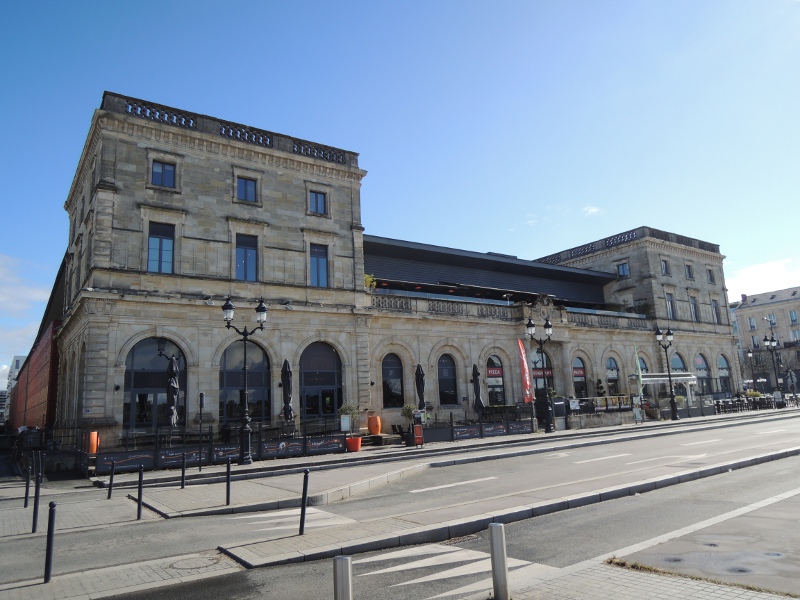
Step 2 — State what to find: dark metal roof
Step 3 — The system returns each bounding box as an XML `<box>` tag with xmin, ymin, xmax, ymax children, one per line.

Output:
<box><xmin>364</xmin><ymin>235</ymin><xmax>615</xmax><ymax>305</ymax></box>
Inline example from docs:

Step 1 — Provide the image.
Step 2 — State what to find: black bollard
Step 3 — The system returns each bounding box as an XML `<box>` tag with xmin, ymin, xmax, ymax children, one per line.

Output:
<box><xmin>226</xmin><ymin>458</ymin><xmax>231</xmax><ymax>506</ymax></box>
<box><xmin>107</xmin><ymin>460</ymin><xmax>116</xmax><ymax>500</ymax></box>
<box><xmin>44</xmin><ymin>502</ymin><xmax>57</xmax><ymax>583</ymax></box>
<box><xmin>137</xmin><ymin>465</ymin><xmax>144</xmax><ymax>520</ymax></box>
<box><xmin>181</xmin><ymin>453</ymin><xmax>186</xmax><ymax>490</ymax></box>
<box><xmin>32</xmin><ymin>472</ymin><xmax>42</xmax><ymax>534</ymax></box>
<box><xmin>24</xmin><ymin>466</ymin><xmax>31</xmax><ymax>508</ymax></box>
<box><xmin>299</xmin><ymin>468</ymin><xmax>310</xmax><ymax>535</ymax></box>
<box><xmin>198</xmin><ymin>392</ymin><xmax>204</xmax><ymax>472</ymax></box>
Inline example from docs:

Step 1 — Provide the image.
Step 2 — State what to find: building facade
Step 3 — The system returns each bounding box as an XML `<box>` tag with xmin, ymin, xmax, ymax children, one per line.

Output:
<box><xmin>47</xmin><ymin>93</ymin><xmax>741</xmax><ymax>444</ymax></box>
<box><xmin>730</xmin><ymin>286</ymin><xmax>800</xmax><ymax>393</ymax></box>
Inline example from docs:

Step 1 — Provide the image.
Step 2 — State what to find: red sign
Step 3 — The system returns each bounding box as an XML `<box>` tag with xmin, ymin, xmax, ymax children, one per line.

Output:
<box><xmin>517</xmin><ymin>338</ymin><xmax>533</xmax><ymax>403</ymax></box>
<box><xmin>531</xmin><ymin>369</ymin><xmax>553</xmax><ymax>378</ymax></box>
<box><xmin>573</xmin><ymin>368</ymin><xmax>585</xmax><ymax>377</ymax></box>
<box><xmin>487</xmin><ymin>366</ymin><xmax>503</xmax><ymax>378</ymax></box>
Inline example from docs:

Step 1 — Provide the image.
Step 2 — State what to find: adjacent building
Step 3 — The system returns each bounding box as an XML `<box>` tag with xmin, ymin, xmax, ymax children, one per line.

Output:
<box><xmin>23</xmin><ymin>92</ymin><xmax>742</xmax><ymax>443</ymax></box>
<box><xmin>730</xmin><ymin>286</ymin><xmax>800</xmax><ymax>393</ymax></box>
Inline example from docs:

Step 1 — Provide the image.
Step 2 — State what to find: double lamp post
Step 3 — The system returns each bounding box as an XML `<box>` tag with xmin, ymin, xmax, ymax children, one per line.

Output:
<box><xmin>526</xmin><ymin>316</ymin><xmax>554</xmax><ymax>433</ymax></box>
<box><xmin>222</xmin><ymin>296</ymin><xmax>268</xmax><ymax>465</ymax></box>
<box><xmin>655</xmin><ymin>327</ymin><xmax>680</xmax><ymax>421</ymax></box>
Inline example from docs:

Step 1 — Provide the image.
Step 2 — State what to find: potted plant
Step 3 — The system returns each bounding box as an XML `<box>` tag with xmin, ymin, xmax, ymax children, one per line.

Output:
<box><xmin>338</xmin><ymin>403</ymin><xmax>362</xmax><ymax>451</ymax></box>
<box><xmin>400</xmin><ymin>403</ymin><xmax>417</xmax><ymax>446</ymax></box>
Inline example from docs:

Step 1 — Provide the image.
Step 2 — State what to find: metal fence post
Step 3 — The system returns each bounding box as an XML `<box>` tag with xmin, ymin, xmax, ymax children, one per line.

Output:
<box><xmin>137</xmin><ymin>465</ymin><xmax>144</xmax><ymax>520</ymax></box>
<box><xmin>226</xmin><ymin>458</ymin><xmax>231</xmax><ymax>506</ymax></box>
<box><xmin>107</xmin><ymin>460</ymin><xmax>116</xmax><ymax>499</ymax></box>
<box><xmin>489</xmin><ymin>523</ymin><xmax>509</xmax><ymax>600</ymax></box>
<box><xmin>181</xmin><ymin>453</ymin><xmax>186</xmax><ymax>489</ymax></box>
<box><xmin>32</xmin><ymin>472</ymin><xmax>42</xmax><ymax>533</ymax></box>
<box><xmin>24</xmin><ymin>466</ymin><xmax>31</xmax><ymax>508</ymax></box>
<box><xmin>299</xmin><ymin>468</ymin><xmax>310</xmax><ymax>535</ymax></box>
<box><xmin>44</xmin><ymin>502</ymin><xmax>57</xmax><ymax>583</ymax></box>
<box><xmin>333</xmin><ymin>556</ymin><xmax>353</xmax><ymax>600</ymax></box>
<box><xmin>198</xmin><ymin>392</ymin><xmax>204</xmax><ymax>472</ymax></box>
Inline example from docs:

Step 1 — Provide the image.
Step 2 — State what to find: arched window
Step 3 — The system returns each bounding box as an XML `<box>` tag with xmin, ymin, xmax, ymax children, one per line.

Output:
<box><xmin>717</xmin><ymin>355</ymin><xmax>731</xmax><ymax>394</ymax></box>
<box><xmin>486</xmin><ymin>355</ymin><xmax>505</xmax><ymax>405</ymax></box>
<box><xmin>531</xmin><ymin>350</ymin><xmax>554</xmax><ymax>400</ymax></box>
<box><xmin>572</xmin><ymin>357</ymin><xmax>587</xmax><ymax>398</ymax></box>
<box><xmin>637</xmin><ymin>356</ymin><xmax>650</xmax><ymax>398</ymax></box>
<box><xmin>606</xmin><ymin>357</ymin><xmax>620</xmax><ymax>395</ymax></box>
<box><xmin>124</xmin><ymin>338</ymin><xmax>187</xmax><ymax>430</ymax></box>
<box><xmin>695</xmin><ymin>354</ymin><xmax>712</xmax><ymax>395</ymax></box>
<box><xmin>300</xmin><ymin>342</ymin><xmax>342</xmax><ymax>419</ymax></box>
<box><xmin>219</xmin><ymin>340</ymin><xmax>270</xmax><ymax>425</ymax></box>
<box><xmin>671</xmin><ymin>353</ymin><xmax>688</xmax><ymax>397</ymax></box>
<box><xmin>438</xmin><ymin>354</ymin><xmax>458</xmax><ymax>405</ymax></box>
<box><xmin>382</xmin><ymin>354</ymin><xmax>404</xmax><ymax>408</ymax></box>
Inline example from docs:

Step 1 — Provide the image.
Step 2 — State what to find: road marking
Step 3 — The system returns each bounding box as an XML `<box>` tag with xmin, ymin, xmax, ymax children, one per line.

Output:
<box><xmin>409</xmin><ymin>477</ymin><xmax>497</xmax><ymax>493</ymax></box>
<box><xmin>574</xmin><ymin>454</ymin><xmax>631</xmax><ymax>464</ymax></box>
<box><xmin>681</xmin><ymin>439</ymin><xmax>719</xmax><ymax>446</ymax></box>
<box><xmin>545</xmin><ymin>452</ymin><xmax>571</xmax><ymax>459</ymax></box>
<box><xmin>626</xmin><ymin>454</ymin><xmax>707</xmax><ymax>465</ymax></box>
<box><xmin>756</xmin><ymin>429</ymin><xmax>786</xmax><ymax>434</ymax></box>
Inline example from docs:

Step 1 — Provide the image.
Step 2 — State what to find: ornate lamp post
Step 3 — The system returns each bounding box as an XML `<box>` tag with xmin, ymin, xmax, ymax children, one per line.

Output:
<box><xmin>656</xmin><ymin>327</ymin><xmax>679</xmax><ymax>421</ymax></box>
<box><xmin>222</xmin><ymin>296</ymin><xmax>268</xmax><ymax>465</ymax></box>
<box><xmin>746</xmin><ymin>348</ymin><xmax>757</xmax><ymax>393</ymax></box>
<box><xmin>526</xmin><ymin>317</ymin><xmax>554</xmax><ymax>433</ymax></box>
<box><xmin>763</xmin><ymin>319</ymin><xmax>781</xmax><ymax>392</ymax></box>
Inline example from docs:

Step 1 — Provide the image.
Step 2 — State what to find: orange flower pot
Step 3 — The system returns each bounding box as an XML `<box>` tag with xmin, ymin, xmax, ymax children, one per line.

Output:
<box><xmin>345</xmin><ymin>437</ymin><xmax>362</xmax><ymax>452</ymax></box>
<box><xmin>367</xmin><ymin>415</ymin><xmax>382</xmax><ymax>435</ymax></box>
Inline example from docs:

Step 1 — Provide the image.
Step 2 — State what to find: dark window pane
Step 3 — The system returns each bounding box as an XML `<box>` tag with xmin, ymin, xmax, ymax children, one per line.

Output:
<box><xmin>237</xmin><ymin>177</ymin><xmax>256</xmax><ymax>202</ymax></box>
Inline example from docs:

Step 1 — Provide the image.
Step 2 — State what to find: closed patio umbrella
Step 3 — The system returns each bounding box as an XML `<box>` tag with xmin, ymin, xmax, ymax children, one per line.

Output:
<box><xmin>167</xmin><ymin>356</ymin><xmax>180</xmax><ymax>427</ymax></box>
<box><xmin>281</xmin><ymin>359</ymin><xmax>294</xmax><ymax>422</ymax></box>
<box><xmin>415</xmin><ymin>364</ymin><xmax>425</xmax><ymax>410</ymax></box>
<box><xmin>472</xmin><ymin>363</ymin><xmax>485</xmax><ymax>413</ymax></box>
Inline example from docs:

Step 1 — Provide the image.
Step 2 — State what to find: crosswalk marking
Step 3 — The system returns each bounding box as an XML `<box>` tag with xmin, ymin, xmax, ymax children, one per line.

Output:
<box><xmin>229</xmin><ymin>507</ymin><xmax>356</xmax><ymax>532</ymax></box>
<box><xmin>409</xmin><ymin>477</ymin><xmax>497</xmax><ymax>493</ymax></box>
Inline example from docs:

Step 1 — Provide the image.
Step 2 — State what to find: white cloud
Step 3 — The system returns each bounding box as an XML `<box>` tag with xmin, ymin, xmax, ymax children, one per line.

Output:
<box><xmin>726</xmin><ymin>258</ymin><xmax>800</xmax><ymax>301</ymax></box>
<box><xmin>582</xmin><ymin>205</ymin><xmax>604</xmax><ymax>217</ymax></box>
<box><xmin>0</xmin><ymin>255</ymin><xmax>51</xmax><ymax>317</ymax></box>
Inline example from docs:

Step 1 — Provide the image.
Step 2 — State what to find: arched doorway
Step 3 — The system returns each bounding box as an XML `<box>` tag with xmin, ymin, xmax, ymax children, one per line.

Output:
<box><xmin>531</xmin><ymin>349</ymin><xmax>554</xmax><ymax>399</ymax></box>
<box><xmin>438</xmin><ymin>354</ymin><xmax>458</xmax><ymax>406</ymax></box>
<box><xmin>219</xmin><ymin>341</ymin><xmax>271</xmax><ymax>426</ymax></box>
<box><xmin>486</xmin><ymin>355</ymin><xmax>506</xmax><ymax>405</ymax></box>
<box><xmin>671</xmin><ymin>353</ymin><xmax>688</xmax><ymax>398</ymax></box>
<box><xmin>300</xmin><ymin>342</ymin><xmax>342</xmax><ymax>420</ymax></box>
<box><xmin>572</xmin><ymin>357</ymin><xmax>587</xmax><ymax>398</ymax></box>
<box><xmin>717</xmin><ymin>355</ymin><xmax>731</xmax><ymax>394</ymax></box>
<box><xmin>695</xmin><ymin>354</ymin><xmax>712</xmax><ymax>396</ymax></box>
<box><xmin>124</xmin><ymin>338</ymin><xmax>187</xmax><ymax>430</ymax></box>
<box><xmin>606</xmin><ymin>357</ymin><xmax>620</xmax><ymax>395</ymax></box>
<box><xmin>382</xmin><ymin>353</ymin><xmax>404</xmax><ymax>408</ymax></box>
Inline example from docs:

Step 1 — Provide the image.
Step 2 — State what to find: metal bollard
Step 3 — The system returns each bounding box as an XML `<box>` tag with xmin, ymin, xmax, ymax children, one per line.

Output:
<box><xmin>198</xmin><ymin>392</ymin><xmax>204</xmax><ymax>472</ymax></box>
<box><xmin>24</xmin><ymin>466</ymin><xmax>31</xmax><ymax>508</ymax></box>
<box><xmin>226</xmin><ymin>458</ymin><xmax>231</xmax><ymax>506</ymax></box>
<box><xmin>489</xmin><ymin>523</ymin><xmax>510</xmax><ymax>600</ymax></box>
<box><xmin>107</xmin><ymin>460</ymin><xmax>116</xmax><ymax>499</ymax></box>
<box><xmin>32</xmin><ymin>472</ymin><xmax>42</xmax><ymax>534</ymax></box>
<box><xmin>137</xmin><ymin>465</ymin><xmax>144</xmax><ymax>520</ymax></box>
<box><xmin>44</xmin><ymin>502</ymin><xmax>57</xmax><ymax>583</ymax></box>
<box><xmin>333</xmin><ymin>556</ymin><xmax>353</xmax><ymax>600</ymax></box>
<box><xmin>181</xmin><ymin>453</ymin><xmax>186</xmax><ymax>489</ymax></box>
<box><xmin>299</xmin><ymin>468</ymin><xmax>310</xmax><ymax>535</ymax></box>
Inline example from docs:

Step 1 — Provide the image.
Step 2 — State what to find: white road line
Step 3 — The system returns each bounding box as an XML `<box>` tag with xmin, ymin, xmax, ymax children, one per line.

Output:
<box><xmin>409</xmin><ymin>477</ymin><xmax>497</xmax><ymax>493</ymax></box>
<box><xmin>681</xmin><ymin>439</ymin><xmax>720</xmax><ymax>446</ymax></box>
<box><xmin>756</xmin><ymin>430</ymin><xmax>786</xmax><ymax>435</ymax></box>
<box><xmin>574</xmin><ymin>454</ymin><xmax>631</xmax><ymax>464</ymax></box>
<box><xmin>626</xmin><ymin>454</ymin><xmax>707</xmax><ymax>465</ymax></box>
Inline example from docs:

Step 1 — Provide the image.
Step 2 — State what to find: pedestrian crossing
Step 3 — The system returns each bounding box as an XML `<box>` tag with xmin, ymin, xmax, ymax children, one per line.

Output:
<box><xmin>229</xmin><ymin>507</ymin><xmax>356</xmax><ymax>532</ymax></box>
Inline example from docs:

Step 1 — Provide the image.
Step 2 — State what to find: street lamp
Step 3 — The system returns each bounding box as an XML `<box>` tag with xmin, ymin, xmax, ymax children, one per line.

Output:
<box><xmin>526</xmin><ymin>316</ymin><xmax>554</xmax><ymax>433</ymax></box>
<box><xmin>655</xmin><ymin>327</ymin><xmax>679</xmax><ymax>421</ymax></box>
<box><xmin>222</xmin><ymin>296</ymin><xmax>268</xmax><ymax>465</ymax></box>
<box><xmin>763</xmin><ymin>318</ymin><xmax>781</xmax><ymax>392</ymax></box>
<box><xmin>746</xmin><ymin>348</ymin><xmax>757</xmax><ymax>393</ymax></box>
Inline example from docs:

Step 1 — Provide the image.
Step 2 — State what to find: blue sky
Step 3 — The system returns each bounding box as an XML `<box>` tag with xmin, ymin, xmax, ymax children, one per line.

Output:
<box><xmin>2</xmin><ymin>0</ymin><xmax>799</xmax><ymax>386</ymax></box>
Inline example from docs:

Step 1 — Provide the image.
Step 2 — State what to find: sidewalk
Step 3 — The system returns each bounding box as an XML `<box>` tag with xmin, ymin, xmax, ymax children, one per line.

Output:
<box><xmin>1</xmin><ymin>409</ymin><xmax>799</xmax><ymax>600</ymax></box>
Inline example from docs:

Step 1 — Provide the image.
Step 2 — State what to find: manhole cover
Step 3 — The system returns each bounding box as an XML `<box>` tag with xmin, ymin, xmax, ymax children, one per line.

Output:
<box><xmin>170</xmin><ymin>556</ymin><xmax>221</xmax><ymax>570</ymax></box>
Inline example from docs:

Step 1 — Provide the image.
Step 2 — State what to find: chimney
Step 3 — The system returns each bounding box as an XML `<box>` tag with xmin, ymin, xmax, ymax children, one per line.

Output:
<box><xmin>741</xmin><ymin>294</ymin><xmax>747</xmax><ymax>303</ymax></box>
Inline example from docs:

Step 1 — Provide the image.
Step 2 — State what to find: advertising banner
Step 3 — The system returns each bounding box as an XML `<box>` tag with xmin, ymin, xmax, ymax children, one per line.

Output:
<box><xmin>517</xmin><ymin>338</ymin><xmax>533</xmax><ymax>403</ymax></box>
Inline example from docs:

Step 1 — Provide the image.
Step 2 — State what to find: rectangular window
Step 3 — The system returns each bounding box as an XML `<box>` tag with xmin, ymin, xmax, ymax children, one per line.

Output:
<box><xmin>661</xmin><ymin>259</ymin><xmax>671</xmax><ymax>275</ymax></box>
<box><xmin>749</xmin><ymin>317</ymin><xmax>756</xmax><ymax>330</ymax></box>
<box><xmin>685</xmin><ymin>264</ymin><xmax>694</xmax><ymax>280</ymax></box>
<box><xmin>751</xmin><ymin>335</ymin><xmax>759</xmax><ymax>348</ymax></box>
<box><xmin>732</xmin><ymin>320</ymin><xmax>739</xmax><ymax>336</ymax></box>
<box><xmin>237</xmin><ymin>177</ymin><xmax>257</xmax><ymax>202</ymax></box>
<box><xmin>309</xmin><ymin>191</ymin><xmax>327</xmax><ymax>215</ymax></box>
<box><xmin>707</xmin><ymin>268</ymin><xmax>715</xmax><ymax>284</ymax></box>
<box><xmin>616</xmin><ymin>262</ymin><xmax>630</xmax><ymax>278</ymax></box>
<box><xmin>235</xmin><ymin>234</ymin><xmax>258</xmax><ymax>281</ymax></box>
<box><xmin>712</xmin><ymin>299</ymin><xmax>722</xmax><ymax>324</ymax></box>
<box><xmin>665</xmin><ymin>292</ymin><xmax>675</xmax><ymax>320</ymax></box>
<box><xmin>790</xmin><ymin>310</ymin><xmax>798</xmax><ymax>324</ymax></box>
<box><xmin>147</xmin><ymin>222</ymin><xmax>174</xmax><ymax>274</ymax></box>
<box><xmin>792</xmin><ymin>330</ymin><xmax>800</xmax><ymax>341</ymax></box>
<box><xmin>768</xmin><ymin>313</ymin><xmax>776</xmax><ymax>325</ymax></box>
<box><xmin>310</xmin><ymin>244</ymin><xmax>328</xmax><ymax>287</ymax></box>
<box><xmin>689</xmin><ymin>295</ymin><xmax>700</xmax><ymax>322</ymax></box>
<box><xmin>152</xmin><ymin>161</ymin><xmax>175</xmax><ymax>188</ymax></box>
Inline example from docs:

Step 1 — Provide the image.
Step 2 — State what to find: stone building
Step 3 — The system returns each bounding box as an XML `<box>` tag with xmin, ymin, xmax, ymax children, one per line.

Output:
<box><xmin>730</xmin><ymin>286</ymin><xmax>800</xmax><ymax>393</ymax></box>
<box><xmin>52</xmin><ymin>92</ymin><xmax>741</xmax><ymax>443</ymax></box>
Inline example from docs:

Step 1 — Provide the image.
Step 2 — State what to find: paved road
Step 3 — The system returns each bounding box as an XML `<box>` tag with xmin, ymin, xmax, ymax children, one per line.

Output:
<box><xmin>0</xmin><ymin>411</ymin><xmax>798</xmax><ymax>600</ymax></box>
